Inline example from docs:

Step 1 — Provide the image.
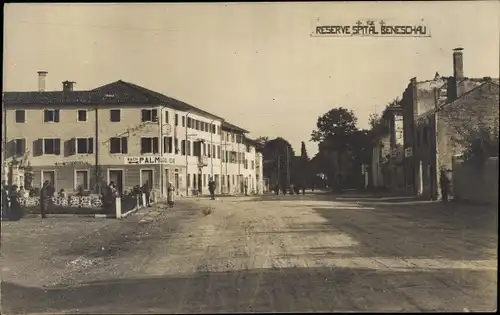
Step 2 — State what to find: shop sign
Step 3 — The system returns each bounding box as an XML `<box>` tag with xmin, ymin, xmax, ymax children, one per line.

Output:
<box><xmin>124</xmin><ymin>156</ymin><xmax>175</xmax><ymax>165</ymax></box>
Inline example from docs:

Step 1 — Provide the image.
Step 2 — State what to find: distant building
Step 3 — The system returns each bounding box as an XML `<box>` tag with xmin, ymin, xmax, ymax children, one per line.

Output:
<box><xmin>3</xmin><ymin>73</ymin><xmax>263</xmax><ymax>196</ymax></box>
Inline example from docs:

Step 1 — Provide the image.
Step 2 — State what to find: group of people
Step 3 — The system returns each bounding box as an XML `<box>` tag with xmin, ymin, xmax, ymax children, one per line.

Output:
<box><xmin>273</xmin><ymin>183</ymin><xmax>307</xmax><ymax>195</ymax></box>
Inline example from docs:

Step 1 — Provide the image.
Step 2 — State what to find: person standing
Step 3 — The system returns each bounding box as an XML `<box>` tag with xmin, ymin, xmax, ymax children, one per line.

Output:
<box><xmin>440</xmin><ymin>169</ymin><xmax>451</xmax><ymax>203</ymax></box>
<box><xmin>40</xmin><ymin>180</ymin><xmax>50</xmax><ymax>219</ymax></box>
<box><xmin>208</xmin><ymin>178</ymin><xmax>216</xmax><ymax>200</ymax></box>
<box><xmin>167</xmin><ymin>181</ymin><xmax>175</xmax><ymax>208</ymax></box>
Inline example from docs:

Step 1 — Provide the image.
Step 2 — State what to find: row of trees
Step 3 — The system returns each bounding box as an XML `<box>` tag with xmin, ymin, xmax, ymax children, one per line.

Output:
<box><xmin>255</xmin><ymin>137</ymin><xmax>315</xmax><ymax>191</ymax></box>
<box><xmin>310</xmin><ymin>107</ymin><xmax>373</xmax><ymax>191</ymax></box>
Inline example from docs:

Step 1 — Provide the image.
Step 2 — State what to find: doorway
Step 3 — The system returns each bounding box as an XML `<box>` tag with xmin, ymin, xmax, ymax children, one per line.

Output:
<box><xmin>141</xmin><ymin>169</ymin><xmax>154</xmax><ymax>188</ymax></box>
<box><xmin>214</xmin><ymin>174</ymin><xmax>219</xmax><ymax>194</ymax></box>
<box><xmin>108</xmin><ymin>170</ymin><xmax>124</xmax><ymax>195</ymax></box>
<box><xmin>42</xmin><ymin>170</ymin><xmax>56</xmax><ymax>190</ymax></box>
<box><xmin>175</xmin><ymin>169</ymin><xmax>180</xmax><ymax>195</ymax></box>
<box><xmin>164</xmin><ymin>169</ymin><xmax>170</xmax><ymax>197</ymax></box>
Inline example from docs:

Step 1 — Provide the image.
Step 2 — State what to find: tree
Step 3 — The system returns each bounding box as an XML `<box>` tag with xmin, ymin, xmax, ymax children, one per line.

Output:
<box><xmin>311</xmin><ymin>107</ymin><xmax>358</xmax><ymax>190</ymax></box>
<box><xmin>262</xmin><ymin>137</ymin><xmax>296</xmax><ymax>191</ymax></box>
<box><xmin>300</xmin><ymin>141</ymin><xmax>309</xmax><ymax>161</ymax></box>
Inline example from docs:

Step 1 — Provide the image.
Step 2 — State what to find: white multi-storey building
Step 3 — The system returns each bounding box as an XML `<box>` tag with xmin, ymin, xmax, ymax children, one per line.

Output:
<box><xmin>2</xmin><ymin>72</ymin><xmax>263</xmax><ymax>197</ymax></box>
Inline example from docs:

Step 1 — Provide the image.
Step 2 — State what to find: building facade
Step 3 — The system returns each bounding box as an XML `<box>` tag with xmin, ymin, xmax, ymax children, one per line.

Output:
<box><xmin>3</xmin><ymin>74</ymin><xmax>263</xmax><ymax>197</ymax></box>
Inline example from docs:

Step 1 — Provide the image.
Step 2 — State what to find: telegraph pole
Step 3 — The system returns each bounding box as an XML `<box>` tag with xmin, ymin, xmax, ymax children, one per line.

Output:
<box><xmin>277</xmin><ymin>154</ymin><xmax>281</xmax><ymax>194</ymax></box>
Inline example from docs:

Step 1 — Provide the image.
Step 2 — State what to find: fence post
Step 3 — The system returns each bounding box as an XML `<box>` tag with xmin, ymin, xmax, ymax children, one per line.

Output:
<box><xmin>115</xmin><ymin>197</ymin><xmax>122</xmax><ymax>219</ymax></box>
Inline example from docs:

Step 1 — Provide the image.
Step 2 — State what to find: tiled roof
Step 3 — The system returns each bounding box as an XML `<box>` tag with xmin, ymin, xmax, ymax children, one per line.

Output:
<box><xmin>3</xmin><ymin>80</ymin><xmax>249</xmax><ymax>130</ymax></box>
<box><xmin>222</xmin><ymin>121</ymin><xmax>249</xmax><ymax>133</ymax></box>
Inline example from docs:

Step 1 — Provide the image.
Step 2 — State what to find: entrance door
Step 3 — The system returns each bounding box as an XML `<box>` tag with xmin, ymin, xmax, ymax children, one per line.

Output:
<box><xmin>42</xmin><ymin>171</ymin><xmax>56</xmax><ymax>190</ymax></box>
<box><xmin>141</xmin><ymin>169</ymin><xmax>154</xmax><ymax>188</ymax></box>
<box><xmin>214</xmin><ymin>174</ymin><xmax>219</xmax><ymax>194</ymax></box>
<box><xmin>164</xmin><ymin>169</ymin><xmax>170</xmax><ymax>197</ymax></box>
<box><xmin>197</xmin><ymin>173</ymin><xmax>202</xmax><ymax>194</ymax></box>
<box><xmin>109</xmin><ymin>170</ymin><xmax>123</xmax><ymax>195</ymax></box>
<box><xmin>174</xmin><ymin>170</ymin><xmax>180</xmax><ymax>195</ymax></box>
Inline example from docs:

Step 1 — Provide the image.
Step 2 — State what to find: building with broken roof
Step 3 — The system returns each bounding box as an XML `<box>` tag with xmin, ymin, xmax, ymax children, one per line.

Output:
<box><xmin>2</xmin><ymin>73</ymin><xmax>264</xmax><ymax>197</ymax></box>
<box><xmin>400</xmin><ymin>48</ymin><xmax>499</xmax><ymax>199</ymax></box>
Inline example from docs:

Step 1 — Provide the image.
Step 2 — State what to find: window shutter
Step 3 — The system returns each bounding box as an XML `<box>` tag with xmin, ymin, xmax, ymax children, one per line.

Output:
<box><xmin>141</xmin><ymin>138</ymin><xmax>147</xmax><ymax>153</ymax></box>
<box><xmin>19</xmin><ymin>139</ymin><xmax>26</xmax><ymax>155</ymax></box>
<box><xmin>141</xmin><ymin>109</ymin><xmax>148</xmax><ymax>122</ymax></box>
<box><xmin>33</xmin><ymin>139</ymin><xmax>43</xmax><ymax>156</ymax></box>
<box><xmin>70</xmin><ymin>138</ymin><xmax>76</xmax><ymax>155</ymax></box>
<box><xmin>88</xmin><ymin>138</ymin><xmax>94</xmax><ymax>154</ymax></box>
<box><xmin>152</xmin><ymin>109</ymin><xmax>158</xmax><ymax>122</ymax></box>
<box><xmin>121</xmin><ymin>137</ymin><xmax>128</xmax><ymax>154</ymax></box>
<box><xmin>153</xmin><ymin>137</ymin><xmax>159</xmax><ymax>153</ymax></box>
<box><xmin>54</xmin><ymin>110</ymin><xmax>60</xmax><ymax>122</ymax></box>
<box><xmin>54</xmin><ymin>139</ymin><xmax>61</xmax><ymax>155</ymax></box>
<box><xmin>168</xmin><ymin>137</ymin><xmax>173</xmax><ymax>153</ymax></box>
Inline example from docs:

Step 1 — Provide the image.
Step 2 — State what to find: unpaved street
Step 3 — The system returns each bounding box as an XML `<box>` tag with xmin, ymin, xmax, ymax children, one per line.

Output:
<box><xmin>2</xmin><ymin>193</ymin><xmax>497</xmax><ymax>313</ymax></box>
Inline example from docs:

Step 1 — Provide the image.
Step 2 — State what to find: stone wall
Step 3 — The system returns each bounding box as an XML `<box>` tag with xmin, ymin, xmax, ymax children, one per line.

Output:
<box><xmin>452</xmin><ymin>156</ymin><xmax>498</xmax><ymax>205</ymax></box>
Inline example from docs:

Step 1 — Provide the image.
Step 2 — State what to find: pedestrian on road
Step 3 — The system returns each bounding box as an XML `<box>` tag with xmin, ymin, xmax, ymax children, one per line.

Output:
<box><xmin>302</xmin><ymin>184</ymin><xmax>306</xmax><ymax>195</ymax></box>
<box><xmin>167</xmin><ymin>181</ymin><xmax>175</xmax><ymax>208</ymax></box>
<box><xmin>1</xmin><ymin>182</ymin><xmax>10</xmax><ymax>220</ymax></box>
<box><xmin>244</xmin><ymin>182</ymin><xmax>248</xmax><ymax>196</ymax></box>
<box><xmin>440</xmin><ymin>169</ymin><xmax>451</xmax><ymax>203</ymax></box>
<box><xmin>8</xmin><ymin>185</ymin><xmax>22</xmax><ymax>221</ymax></box>
<box><xmin>208</xmin><ymin>178</ymin><xmax>216</xmax><ymax>200</ymax></box>
<box><xmin>40</xmin><ymin>180</ymin><xmax>50</xmax><ymax>219</ymax></box>
<box><xmin>142</xmin><ymin>180</ymin><xmax>151</xmax><ymax>207</ymax></box>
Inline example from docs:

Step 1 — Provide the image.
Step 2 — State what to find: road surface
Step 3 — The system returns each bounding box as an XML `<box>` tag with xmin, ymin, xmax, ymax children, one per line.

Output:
<box><xmin>2</xmin><ymin>192</ymin><xmax>497</xmax><ymax>313</ymax></box>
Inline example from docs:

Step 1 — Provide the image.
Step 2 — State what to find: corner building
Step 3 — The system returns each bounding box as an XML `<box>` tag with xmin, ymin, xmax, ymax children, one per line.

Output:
<box><xmin>3</xmin><ymin>74</ymin><xmax>263</xmax><ymax>197</ymax></box>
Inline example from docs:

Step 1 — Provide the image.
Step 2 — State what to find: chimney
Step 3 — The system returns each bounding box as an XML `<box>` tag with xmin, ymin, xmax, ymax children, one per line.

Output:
<box><xmin>453</xmin><ymin>47</ymin><xmax>465</xmax><ymax>98</ymax></box>
<box><xmin>62</xmin><ymin>80</ymin><xmax>76</xmax><ymax>92</ymax></box>
<box><xmin>37</xmin><ymin>71</ymin><xmax>48</xmax><ymax>92</ymax></box>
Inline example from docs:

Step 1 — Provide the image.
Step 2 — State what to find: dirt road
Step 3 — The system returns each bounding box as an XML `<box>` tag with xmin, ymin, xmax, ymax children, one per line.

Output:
<box><xmin>2</xmin><ymin>193</ymin><xmax>497</xmax><ymax>313</ymax></box>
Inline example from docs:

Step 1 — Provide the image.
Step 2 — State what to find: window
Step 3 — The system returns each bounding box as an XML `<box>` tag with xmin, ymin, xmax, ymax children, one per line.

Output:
<box><xmin>212</xmin><ymin>145</ymin><xmax>216</xmax><ymax>158</ymax></box>
<box><xmin>175</xmin><ymin>114</ymin><xmax>179</xmax><ymax>126</ymax></box>
<box><xmin>174</xmin><ymin>138</ymin><xmax>179</xmax><ymax>154</ymax></box>
<box><xmin>195</xmin><ymin>120</ymin><xmax>200</xmax><ymax>130</ymax></box>
<box><xmin>231</xmin><ymin>134</ymin><xmax>235</xmax><ymax>142</ymax></box>
<box><xmin>187</xmin><ymin>173</ymin><xmax>191</xmax><ymax>187</ymax></box>
<box><xmin>187</xmin><ymin>117</ymin><xmax>192</xmax><ymax>128</ymax></box>
<box><xmin>164</xmin><ymin>137</ymin><xmax>173</xmax><ymax>153</ymax></box>
<box><xmin>252</xmin><ymin>160</ymin><xmax>255</xmax><ymax>169</ymax></box>
<box><xmin>14</xmin><ymin>139</ymin><xmax>26</xmax><ymax>155</ymax></box>
<box><xmin>110</xmin><ymin>109</ymin><xmax>121</xmax><ymax>122</ymax></box>
<box><xmin>44</xmin><ymin>109</ymin><xmax>60</xmax><ymax>123</ymax></box>
<box><xmin>165</xmin><ymin>111</ymin><xmax>169</xmax><ymax>123</ymax></box>
<box><xmin>140</xmin><ymin>137</ymin><xmax>159</xmax><ymax>154</ymax></box>
<box><xmin>43</xmin><ymin>138</ymin><xmax>61</xmax><ymax>155</ymax></box>
<box><xmin>187</xmin><ymin>141</ymin><xmax>191</xmax><ymax>156</ymax></box>
<box><xmin>181</xmin><ymin>140</ymin><xmax>186</xmax><ymax>155</ymax></box>
<box><xmin>182</xmin><ymin>116</ymin><xmax>185</xmax><ymax>127</ymax></box>
<box><xmin>141</xmin><ymin>109</ymin><xmax>158</xmax><ymax>122</ymax></box>
<box><xmin>211</xmin><ymin>124</ymin><xmax>216</xmax><ymax>134</ymax></box>
<box><xmin>110</xmin><ymin>137</ymin><xmax>128</xmax><ymax>154</ymax></box>
<box><xmin>15</xmin><ymin>110</ymin><xmax>25</xmax><ymax>123</ymax></box>
<box><xmin>193</xmin><ymin>141</ymin><xmax>201</xmax><ymax>156</ymax></box>
<box><xmin>217</xmin><ymin>146</ymin><xmax>220</xmax><ymax>159</ymax></box>
<box><xmin>76</xmin><ymin>138</ymin><xmax>94</xmax><ymax>154</ymax></box>
<box><xmin>193</xmin><ymin>174</ymin><xmax>197</xmax><ymax>188</ymax></box>
<box><xmin>75</xmin><ymin>170</ymin><xmax>89</xmax><ymax>190</ymax></box>
<box><xmin>203</xmin><ymin>143</ymin><xmax>206</xmax><ymax>156</ymax></box>
<box><xmin>77</xmin><ymin>110</ymin><xmax>87</xmax><ymax>122</ymax></box>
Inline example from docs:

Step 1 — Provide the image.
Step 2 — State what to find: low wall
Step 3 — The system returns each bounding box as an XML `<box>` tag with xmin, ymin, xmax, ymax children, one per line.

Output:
<box><xmin>452</xmin><ymin>156</ymin><xmax>498</xmax><ymax>205</ymax></box>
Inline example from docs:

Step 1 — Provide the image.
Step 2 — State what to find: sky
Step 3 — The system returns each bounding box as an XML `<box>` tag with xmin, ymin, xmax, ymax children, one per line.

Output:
<box><xmin>3</xmin><ymin>2</ymin><xmax>499</xmax><ymax>156</ymax></box>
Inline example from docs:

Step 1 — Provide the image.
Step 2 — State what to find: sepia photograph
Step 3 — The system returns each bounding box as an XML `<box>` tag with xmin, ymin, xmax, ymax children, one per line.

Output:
<box><xmin>1</xmin><ymin>1</ymin><xmax>498</xmax><ymax>313</ymax></box>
